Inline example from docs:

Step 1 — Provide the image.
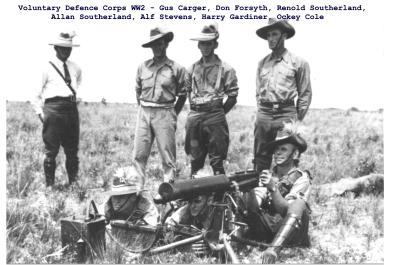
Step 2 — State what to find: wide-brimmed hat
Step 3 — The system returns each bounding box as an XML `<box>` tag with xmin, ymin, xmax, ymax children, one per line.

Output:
<box><xmin>256</xmin><ymin>18</ymin><xmax>295</xmax><ymax>40</ymax></box>
<box><xmin>108</xmin><ymin>167</ymin><xmax>141</xmax><ymax>196</ymax></box>
<box><xmin>49</xmin><ymin>31</ymin><xmax>80</xmax><ymax>47</ymax></box>
<box><xmin>142</xmin><ymin>27</ymin><xmax>174</xmax><ymax>48</ymax></box>
<box><xmin>190</xmin><ymin>24</ymin><xmax>219</xmax><ymax>41</ymax></box>
<box><xmin>266</xmin><ymin>123</ymin><xmax>307</xmax><ymax>154</ymax></box>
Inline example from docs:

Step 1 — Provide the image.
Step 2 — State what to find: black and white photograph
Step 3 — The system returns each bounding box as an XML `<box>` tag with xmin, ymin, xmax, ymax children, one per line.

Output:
<box><xmin>3</xmin><ymin>0</ymin><xmax>391</xmax><ymax>263</ymax></box>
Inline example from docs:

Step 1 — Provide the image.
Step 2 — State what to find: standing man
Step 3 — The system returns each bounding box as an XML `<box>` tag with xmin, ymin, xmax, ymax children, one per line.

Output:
<box><xmin>185</xmin><ymin>24</ymin><xmax>239</xmax><ymax>177</ymax></box>
<box><xmin>134</xmin><ymin>27</ymin><xmax>187</xmax><ymax>187</ymax></box>
<box><xmin>33</xmin><ymin>31</ymin><xmax>82</xmax><ymax>187</ymax></box>
<box><xmin>254</xmin><ymin>19</ymin><xmax>312</xmax><ymax>172</ymax></box>
<box><xmin>244</xmin><ymin>125</ymin><xmax>312</xmax><ymax>263</ymax></box>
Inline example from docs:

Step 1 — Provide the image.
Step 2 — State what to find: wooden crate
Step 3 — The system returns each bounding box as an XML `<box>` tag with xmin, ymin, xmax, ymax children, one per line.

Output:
<box><xmin>60</xmin><ymin>217</ymin><xmax>106</xmax><ymax>262</ymax></box>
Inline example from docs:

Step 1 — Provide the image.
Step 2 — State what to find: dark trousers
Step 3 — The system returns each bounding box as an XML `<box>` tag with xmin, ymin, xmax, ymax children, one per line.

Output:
<box><xmin>42</xmin><ymin>100</ymin><xmax>79</xmax><ymax>185</ymax></box>
<box><xmin>185</xmin><ymin>108</ymin><xmax>229</xmax><ymax>175</ymax></box>
<box><xmin>253</xmin><ymin>105</ymin><xmax>296</xmax><ymax>172</ymax></box>
<box><xmin>245</xmin><ymin>198</ymin><xmax>310</xmax><ymax>246</ymax></box>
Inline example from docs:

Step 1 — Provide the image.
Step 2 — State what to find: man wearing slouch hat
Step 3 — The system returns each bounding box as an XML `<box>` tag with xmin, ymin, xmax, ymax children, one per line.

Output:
<box><xmin>33</xmin><ymin>31</ymin><xmax>82</xmax><ymax>187</ymax></box>
<box><xmin>185</xmin><ymin>23</ymin><xmax>239</xmax><ymax>177</ymax></box>
<box><xmin>254</xmin><ymin>19</ymin><xmax>312</xmax><ymax>173</ymax></box>
<box><xmin>133</xmin><ymin>27</ymin><xmax>187</xmax><ymax>187</ymax></box>
<box><xmin>244</xmin><ymin>123</ymin><xmax>312</xmax><ymax>263</ymax></box>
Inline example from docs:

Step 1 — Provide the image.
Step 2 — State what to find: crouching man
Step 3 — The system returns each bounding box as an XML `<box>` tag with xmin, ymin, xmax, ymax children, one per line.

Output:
<box><xmin>244</xmin><ymin>125</ymin><xmax>312</xmax><ymax>263</ymax></box>
<box><xmin>104</xmin><ymin>167</ymin><xmax>159</xmax><ymax>226</ymax></box>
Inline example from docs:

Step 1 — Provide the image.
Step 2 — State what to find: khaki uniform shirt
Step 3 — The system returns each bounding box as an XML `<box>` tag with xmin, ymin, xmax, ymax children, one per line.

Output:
<box><xmin>135</xmin><ymin>57</ymin><xmax>186</xmax><ymax>108</ymax></box>
<box><xmin>186</xmin><ymin>55</ymin><xmax>239</xmax><ymax>105</ymax></box>
<box><xmin>252</xmin><ymin>166</ymin><xmax>312</xmax><ymax>206</ymax></box>
<box><xmin>256</xmin><ymin>49</ymin><xmax>312</xmax><ymax>116</ymax></box>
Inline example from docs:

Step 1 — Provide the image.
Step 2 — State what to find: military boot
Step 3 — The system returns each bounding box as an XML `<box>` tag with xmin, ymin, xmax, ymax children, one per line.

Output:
<box><xmin>261</xmin><ymin>213</ymin><xmax>301</xmax><ymax>264</ymax></box>
<box><xmin>212</xmin><ymin>166</ymin><xmax>225</xmax><ymax>175</ymax></box>
<box><xmin>66</xmin><ymin>158</ymin><xmax>79</xmax><ymax>185</ymax></box>
<box><xmin>44</xmin><ymin>158</ymin><xmax>56</xmax><ymax>187</ymax></box>
<box><xmin>190</xmin><ymin>161</ymin><xmax>202</xmax><ymax>179</ymax></box>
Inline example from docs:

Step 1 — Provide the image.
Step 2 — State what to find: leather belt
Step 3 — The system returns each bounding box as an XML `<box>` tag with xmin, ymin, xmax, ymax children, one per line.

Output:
<box><xmin>190</xmin><ymin>100</ymin><xmax>223</xmax><ymax>112</ymax></box>
<box><xmin>259</xmin><ymin>100</ymin><xmax>294</xmax><ymax>109</ymax></box>
<box><xmin>45</xmin><ymin>96</ymin><xmax>76</xmax><ymax>104</ymax></box>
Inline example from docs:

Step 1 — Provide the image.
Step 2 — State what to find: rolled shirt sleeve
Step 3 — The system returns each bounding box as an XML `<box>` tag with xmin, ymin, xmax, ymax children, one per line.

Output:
<box><xmin>285</xmin><ymin>174</ymin><xmax>312</xmax><ymax>203</ymax></box>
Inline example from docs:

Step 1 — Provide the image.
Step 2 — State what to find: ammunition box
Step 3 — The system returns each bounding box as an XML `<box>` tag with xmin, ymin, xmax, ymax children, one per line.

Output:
<box><xmin>60</xmin><ymin>217</ymin><xmax>106</xmax><ymax>262</ymax></box>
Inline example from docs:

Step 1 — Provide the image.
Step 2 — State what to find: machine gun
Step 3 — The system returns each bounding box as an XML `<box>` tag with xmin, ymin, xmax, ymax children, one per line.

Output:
<box><xmin>154</xmin><ymin>170</ymin><xmax>259</xmax><ymax>204</ymax></box>
<box><xmin>152</xmin><ymin>170</ymin><xmax>260</xmax><ymax>263</ymax></box>
<box><xmin>72</xmin><ymin>170</ymin><xmax>262</xmax><ymax>263</ymax></box>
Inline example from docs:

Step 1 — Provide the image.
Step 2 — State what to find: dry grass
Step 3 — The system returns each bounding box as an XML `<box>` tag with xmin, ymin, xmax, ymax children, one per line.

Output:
<box><xmin>6</xmin><ymin>101</ymin><xmax>383</xmax><ymax>263</ymax></box>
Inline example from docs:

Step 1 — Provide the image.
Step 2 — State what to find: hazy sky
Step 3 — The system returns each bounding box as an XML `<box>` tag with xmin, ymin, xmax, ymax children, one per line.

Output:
<box><xmin>2</xmin><ymin>0</ymin><xmax>384</xmax><ymax>110</ymax></box>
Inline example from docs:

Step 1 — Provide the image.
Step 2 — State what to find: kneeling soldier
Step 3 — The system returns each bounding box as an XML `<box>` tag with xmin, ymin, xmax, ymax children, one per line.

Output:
<box><xmin>244</xmin><ymin>124</ymin><xmax>312</xmax><ymax>263</ymax></box>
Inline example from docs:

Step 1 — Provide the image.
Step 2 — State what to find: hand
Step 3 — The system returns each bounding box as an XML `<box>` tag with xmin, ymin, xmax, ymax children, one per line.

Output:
<box><xmin>259</xmin><ymin>170</ymin><xmax>276</xmax><ymax>192</ymax></box>
<box><xmin>38</xmin><ymin>114</ymin><xmax>43</xmax><ymax>123</ymax></box>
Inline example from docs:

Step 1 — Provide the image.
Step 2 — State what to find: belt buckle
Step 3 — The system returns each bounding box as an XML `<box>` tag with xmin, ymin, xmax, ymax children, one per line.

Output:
<box><xmin>272</xmin><ymin>103</ymin><xmax>279</xmax><ymax>109</ymax></box>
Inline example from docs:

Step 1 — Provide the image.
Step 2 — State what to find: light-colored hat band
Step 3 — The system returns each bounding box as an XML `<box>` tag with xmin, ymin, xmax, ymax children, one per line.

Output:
<box><xmin>190</xmin><ymin>33</ymin><xmax>219</xmax><ymax>41</ymax></box>
<box><xmin>110</xmin><ymin>184</ymin><xmax>139</xmax><ymax>196</ymax></box>
<box><xmin>49</xmin><ymin>38</ymin><xmax>79</xmax><ymax>47</ymax></box>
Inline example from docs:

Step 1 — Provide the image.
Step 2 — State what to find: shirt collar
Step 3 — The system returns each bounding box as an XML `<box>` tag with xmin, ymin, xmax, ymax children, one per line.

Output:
<box><xmin>148</xmin><ymin>56</ymin><xmax>172</xmax><ymax>67</ymax></box>
<box><xmin>198</xmin><ymin>54</ymin><xmax>222</xmax><ymax>67</ymax></box>
<box><xmin>267</xmin><ymin>48</ymin><xmax>289</xmax><ymax>63</ymax></box>
<box><xmin>272</xmin><ymin>165</ymin><xmax>298</xmax><ymax>178</ymax></box>
<box><xmin>53</xmin><ymin>56</ymin><xmax>69</xmax><ymax>65</ymax></box>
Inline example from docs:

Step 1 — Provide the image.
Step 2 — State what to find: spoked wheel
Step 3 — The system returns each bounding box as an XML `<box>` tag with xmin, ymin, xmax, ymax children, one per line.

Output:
<box><xmin>107</xmin><ymin>220</ymin><xmax>159</xmax><ymax>253</ymax></box>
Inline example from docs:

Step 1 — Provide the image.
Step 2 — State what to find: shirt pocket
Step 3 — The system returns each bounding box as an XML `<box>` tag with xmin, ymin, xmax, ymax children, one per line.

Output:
<box><xmin>277</xmin><ymin>67</ymin><xmax>295</xmax><ymax>87</ymax></box>
<box><xmin>259</xmin><ymin>69</ymin><xmax>271</xmax><ymax>88</ymax></box>
<box><xmin>193</xmin><ymin>73</ymin><xmax>204</xmax><ymax>94</ymax></box>
<box><xmin>140</xmin><ymin>70</ymin><xmax>154</xmax><ymax>91</ymax></box>
<box><xmin>158</xmin><ymin>67</ymin><xmax>175</xmax><ymax>89</ymax></box>
<box><xmin>204</xmin><ymin>66</ymin><xmax>219</xmax><ymax>91</ymax></box>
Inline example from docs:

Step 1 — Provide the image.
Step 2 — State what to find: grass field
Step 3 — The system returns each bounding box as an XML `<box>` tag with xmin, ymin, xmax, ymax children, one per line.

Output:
<box><xmin>6</xmin><ymin>101</ymin><xmax>383</xmax><ymax>263</ymax></box>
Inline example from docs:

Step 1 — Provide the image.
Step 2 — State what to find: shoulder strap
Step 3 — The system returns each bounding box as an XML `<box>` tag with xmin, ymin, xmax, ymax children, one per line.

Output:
<box><xmin>48</xmin><ymin>61</ymin><xmax>76</xmax><ymax>96</ymax></box>
<box><xmin>214</xmin><ymin>64</ymin><xmax>223</xmax><ymax>90</ymax></box>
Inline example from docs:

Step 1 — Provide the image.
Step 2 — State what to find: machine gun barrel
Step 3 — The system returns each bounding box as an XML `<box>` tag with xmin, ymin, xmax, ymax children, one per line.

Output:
<box><xmin>110</xmin><ymin>220</ymin><xmax>158</xmax><ymax>233</ymax></box>
<box><xmin>154</xmin><ymin>170</ymin><xmax>259</xmax><ymax>204</ymax></box>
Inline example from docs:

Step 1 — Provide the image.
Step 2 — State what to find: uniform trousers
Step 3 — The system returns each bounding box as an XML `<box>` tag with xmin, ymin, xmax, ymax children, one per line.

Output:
<box><xmin>133</xmin><ymin>106</ymin><xmax>177</xmax><ymax>186</ymax></box>
<box><xmin>253</xmin><ymin>104</ymin><xmax>297</xmax><ymax>172</ymax></box>
<box><xmin>42</xmin><ymin>99</ymin><xmax>79</xmax><ymax>184</ymax></box>
<box><xmin>185</xmin><ymin>107</ymin><xmax>229</xmax><ymax>175</ymax></box>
